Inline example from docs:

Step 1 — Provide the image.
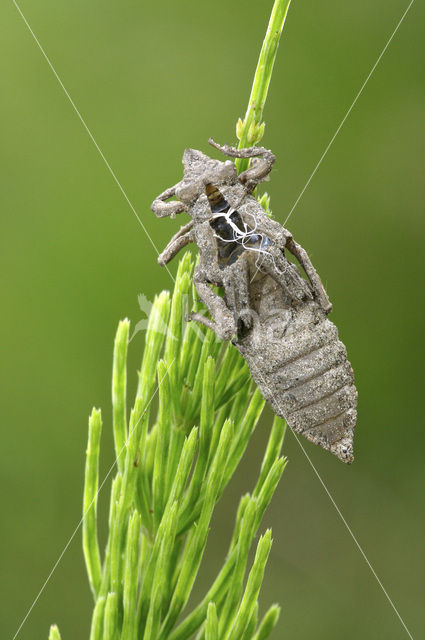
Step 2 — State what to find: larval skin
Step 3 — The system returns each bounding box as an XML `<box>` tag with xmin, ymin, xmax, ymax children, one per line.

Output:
<box><xmin>151</xmin><ymin>140</ymin><xmax>357</xmax><ymax>463</ymax></box>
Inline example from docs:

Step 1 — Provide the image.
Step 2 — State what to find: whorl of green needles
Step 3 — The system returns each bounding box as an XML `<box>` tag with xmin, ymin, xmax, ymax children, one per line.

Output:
<box><xmin>78</xmin><ymin>255</ymin><xmax>287</xmax><ymax>640</ymax></box>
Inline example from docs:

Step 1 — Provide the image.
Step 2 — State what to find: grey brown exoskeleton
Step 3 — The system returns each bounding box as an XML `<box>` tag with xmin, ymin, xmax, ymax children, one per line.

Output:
<box><xmin>151</xmin><ymin>139</ymin><xmax>357</xmax><ymax>463</ymax></box>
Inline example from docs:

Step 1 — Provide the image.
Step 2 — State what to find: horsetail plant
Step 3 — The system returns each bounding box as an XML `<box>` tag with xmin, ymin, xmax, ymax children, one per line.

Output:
<box><xmin>75</xmin><ymin>254</ymin><xmax>287</xmax><ymax>640</ymax></box>
<box><xmin>48</xmin><ymin>1</ymin><xmax>293</xmax><ymax>637</ymax></box>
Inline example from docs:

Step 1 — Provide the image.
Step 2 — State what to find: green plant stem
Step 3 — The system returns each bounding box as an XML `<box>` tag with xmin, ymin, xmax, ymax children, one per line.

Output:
<box><xmin>112</xmin><ymin>320</ymin><xmax>129</xmax><ymax>474</ymax></box>
<box><xmin>236</xmin><ymin>0</ymin><xmax>292</xmax><ymax>172</ymax></box>
<box><xmin>48</xmin><ymin>626</ymin><xmax>62</xmax><ymax>640</ymax></box>
<box><xmin>82</xmin><ymin>408</ymin><xmax>103</xmax><ymax>599</ymax></box>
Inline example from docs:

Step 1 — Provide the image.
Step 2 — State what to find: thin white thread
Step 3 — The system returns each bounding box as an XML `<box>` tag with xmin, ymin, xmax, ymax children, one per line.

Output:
<box><xmin>212</xmin><ymin>209</ymin><xmax>278</xmax><ymax>274</ymax></box>
<box><xmin>284</xmin><ymin>0</ymin><xmax>416</xmax><ymax>226</ymax></box>
<box><xmin>250</xmin><ymin>362</ymin><xmax>414</xmax><ymax>639</ymax></box>
<box><xmin>289</xmin><ymin>430</ymin><xmax>414</xmax><ymax>639</ymax></box>
<box><xmin>11</xmin><ymin>360</ymin><xmax>174</xmax><ymax>640</ymax></box>
<box><xmin>12</xmin><ymin>0</ymin><xmax>175</xmax><ymax>284</ymax></box>
<box><xmin>213</xmin><ymin>209</ymin><xmax>265</xmax><ymax>254</ymax></box>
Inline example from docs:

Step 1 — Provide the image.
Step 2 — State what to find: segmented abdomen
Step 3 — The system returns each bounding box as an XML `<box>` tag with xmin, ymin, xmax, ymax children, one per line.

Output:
<box><xmin>238</xmin><ymin>286</ymin><xmax>357</xmax><ymax>463</ymax></box>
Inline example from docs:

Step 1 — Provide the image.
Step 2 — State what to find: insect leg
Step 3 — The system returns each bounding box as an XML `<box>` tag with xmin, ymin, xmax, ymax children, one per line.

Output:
<box><xmin>260</xmin><ymin>248</ymin><xmax>313</xmax><ymax>303</ymax></box>
<box><xmin>208</xmin><ymin>138</ymin><xmax>275</xmax><ymax>191</ymax></box>
<box><xmin>192</xmin><ymin>270</ymin><xmax>236</xmax><ymax>341</ymax></box>
<box><xmin>222</xmin><ymin>270</ymin><xmax>237</xmax><ymax>314</ymax></box>
<box><xmin>190</xmin><ymin>312</ymin><xmax>221</xmax><ymax>335</ymax></box>
<box><xmin>151</xmin><ymin>183</ymin><xmax>187</xmax><ymax>218</ymax></box>
<box><xmin>158</xmin><ymin>221</ymin><xmax>194</xmax><ymax>265</ymax></box>
<box><xmin>209</xmin><ymin>138</ymin><xmax>273</xmax><ymax>160</ymax></box>
<box><xmin>286</xmin><ymin>238</ymin><xmax>332</xmax><ymax>313</ymax></box>
<box><xmin>228</xmin><ymin>256</ymin><xmax>254</xmax><ymax>330</ymax></box>
<box><xmin>247</xmin><ymin>220</ymin><xmax>332</xmax><ymax>312</ymax></box>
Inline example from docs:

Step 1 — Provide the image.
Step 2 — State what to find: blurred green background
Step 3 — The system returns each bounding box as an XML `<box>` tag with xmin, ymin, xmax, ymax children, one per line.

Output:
<box><xmin>1</xmin><ymin>0</ymin><xmax>424</xmax><ymax>638</ymax></box>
